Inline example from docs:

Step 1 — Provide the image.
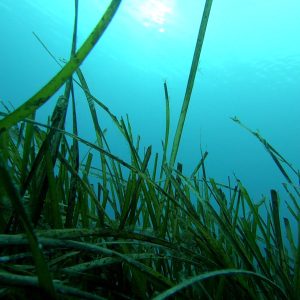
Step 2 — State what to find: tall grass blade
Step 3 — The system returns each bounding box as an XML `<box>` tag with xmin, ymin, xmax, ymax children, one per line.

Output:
<box><xmin>270</xmin><ymin>190</ymin><xmax>290</xmax><ymax>277</ymax></box>
<box><xmin>65</xmin><ymin>0</ymin><xmax>80</xmax><ymax>227</ymax></box>
<box><xmin>169</xmin><ymin>0</ymin><xmax>213</xmax><ymax>168</ymax></box>
<box><xmin>163</xmin><ymin>81</ymin><xmax>170</xmax><ymax>158</ymax></box>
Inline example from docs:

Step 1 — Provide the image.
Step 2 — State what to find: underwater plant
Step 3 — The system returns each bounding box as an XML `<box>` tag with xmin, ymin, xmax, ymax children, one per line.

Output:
<box><xmin>0</xmin><ymin>0</ymin><xmax>299</xmax><ymax>299</ymax></box>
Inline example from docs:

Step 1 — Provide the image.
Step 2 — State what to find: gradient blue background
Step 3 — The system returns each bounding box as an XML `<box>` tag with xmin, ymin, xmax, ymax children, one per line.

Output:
<box><xmin>1</xmin><ymin>0</ymin><xmax>299</xmax><ymax>210</ymax></box>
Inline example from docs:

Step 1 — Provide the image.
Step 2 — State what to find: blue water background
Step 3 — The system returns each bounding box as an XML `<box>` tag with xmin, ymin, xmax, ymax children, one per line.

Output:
<box><xmin>1</xmin><ymin>0</ymin><xmax>299</xmax><ymax>217</ymax></box>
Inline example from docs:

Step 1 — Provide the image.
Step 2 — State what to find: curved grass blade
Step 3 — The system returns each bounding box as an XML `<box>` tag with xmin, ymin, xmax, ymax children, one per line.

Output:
<box><xmin>0</xmin><ymin>0</ymin><xmax>122</xmax><ymax>132</ymax></box>
<box><xmin>231</xmin><ymin>117</ymin><xmax>299</xmax><ymax>187</ymax></box>
<box><xmin>153</xmin><ymin>269</ymin><xmax>287</xmax><ymax>300</ymax></box>
<box><xmin>0</xmin><ymin>271</ymin><xmax>106</xmax><ymax>300</ymax></box>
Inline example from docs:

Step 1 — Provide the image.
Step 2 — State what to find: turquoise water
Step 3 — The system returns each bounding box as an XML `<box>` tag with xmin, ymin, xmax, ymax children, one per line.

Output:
<box><xmin>1</xmin><ymin>0</ymin><xmax>299</xmax><ymax>203</ymax></box>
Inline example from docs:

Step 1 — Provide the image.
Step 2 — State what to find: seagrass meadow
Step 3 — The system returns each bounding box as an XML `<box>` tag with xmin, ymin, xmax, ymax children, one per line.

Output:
<box><xmin>0</xmin><ymin>0</ymin><xmax>299</xmax><ymax>299</ymax></box>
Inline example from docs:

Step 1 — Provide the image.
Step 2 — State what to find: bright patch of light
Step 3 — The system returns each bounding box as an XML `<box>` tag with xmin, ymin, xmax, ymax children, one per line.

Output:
<box><xmin>127</xmin><ymin>0</ymin><xmax>174</xmax><ymax>33</ymax></box>
<box><xmin>140</xmin><ymin>1</ymin><xmax>171</xmax><ymax>25</ymax></box>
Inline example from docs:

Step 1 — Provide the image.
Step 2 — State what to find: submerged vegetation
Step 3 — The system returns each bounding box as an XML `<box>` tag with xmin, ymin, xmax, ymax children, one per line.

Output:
<box><xmin>0</xmin><ymin>0</ymin><xmax>299</xmax><ymax>299</ymax></box>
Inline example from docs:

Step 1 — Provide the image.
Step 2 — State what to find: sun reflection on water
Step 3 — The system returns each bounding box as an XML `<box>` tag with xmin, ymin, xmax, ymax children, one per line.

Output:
<box><xmin>126</xmin><ymin>0</ymin><xmax>174</xmax><ymax>33</ymax></box>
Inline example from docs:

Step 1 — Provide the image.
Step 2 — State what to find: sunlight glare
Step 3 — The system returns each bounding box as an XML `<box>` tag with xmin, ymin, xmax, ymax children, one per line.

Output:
<box><xmin>127</xmin><ymin>0</ymin><xmax>174</xmax><ymax>33</ymax></box>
